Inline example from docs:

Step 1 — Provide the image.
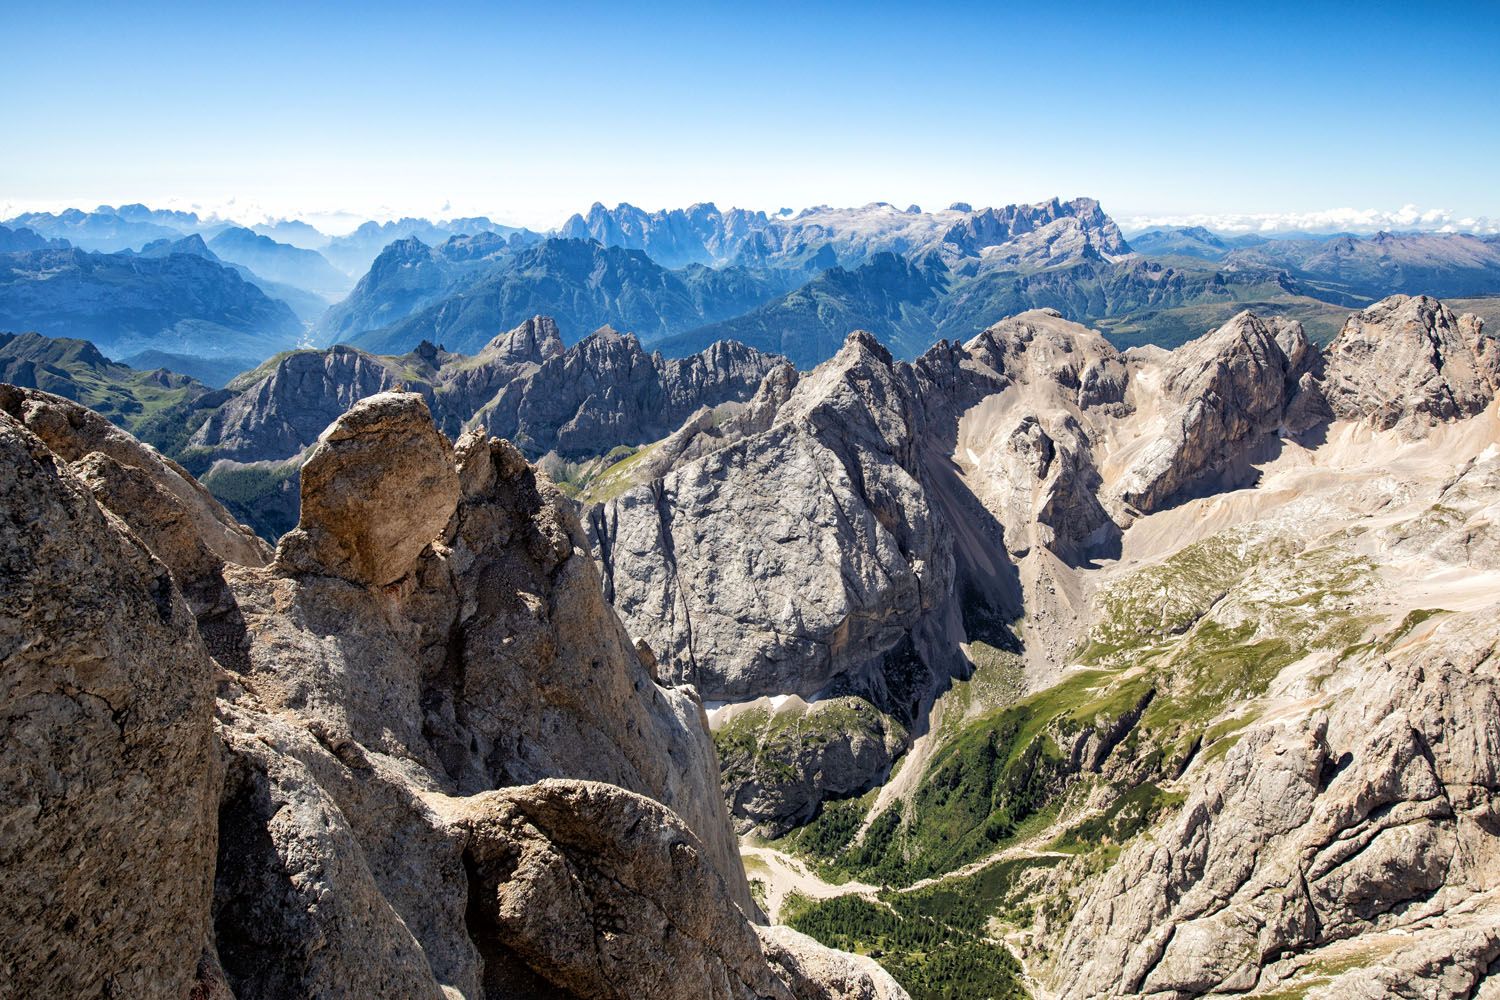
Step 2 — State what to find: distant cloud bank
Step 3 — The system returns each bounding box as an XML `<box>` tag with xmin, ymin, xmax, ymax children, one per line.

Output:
<box><xmin>1123</xmin><ymin>204</ymin><xmax>1499</xmax><ymax>236</ymax></box>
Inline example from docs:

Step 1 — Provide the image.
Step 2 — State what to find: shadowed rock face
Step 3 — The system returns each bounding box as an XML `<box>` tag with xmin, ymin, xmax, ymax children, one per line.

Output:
<box><xmin>0</xmin><ymin>383</ymin><xmax>905</xmax><ymax>1000</ymax></box>
<box><xmin>188</xmin><ymin>344</ymin><xmax>427</xmax><ymax>463</ymax></box>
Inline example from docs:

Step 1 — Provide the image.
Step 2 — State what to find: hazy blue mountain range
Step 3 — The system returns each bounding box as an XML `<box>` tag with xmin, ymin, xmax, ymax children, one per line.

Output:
<box><xmin>6</xmin><ymin>197</ymin><xmax>1500</xmax><ymax>378</ymax></box>
<box><xmin>336</xmin><ymin>237</ymin><xmax>790</xmax><ymax>355</ymax></box>
<box><xmin>119</xmin><ymin>350</ymin><xmax>254</xmax><ymax>388</ymax></box>
<box><xmin>1124</xmin><ymin>225</ymin><xmax>1270</xmax><ymax>260</ymax></box>
<box><xmin>312</xmin><ymin>233</ymin><xmax>516</xmax><ymax>344</ymax></box>
<box><xmin>0</xmin><ymin>245</ymin><xmax>302</xmax><ymax>360</ymax></box>
<box><xmin>561</xmin><ymin>196</ymin><xmax>1130</xmax><ymax>272</ymax></box>
<box><xmin>560</xmin><ymin>202</ymin><xmax>774</xmax><ymax>268</ymax></box>
<box><xmin>132</xmin><ymin>234</ymin><xmax>332</xmax><ymax>324</ymax></box>
<box><xmin>659</xmin><ymin>252</ymin><xmax>948</xmax><ymax>366</ymax></box>
<box><xmin>0</xmin><ymin>224</ymin><xmax>69</xmax><ymax>252</ymax></box>
<box><xmin>1224</xmin><ymin>230</ymin><xmax>1500</xmax><ymax>299</ymax></box>
<box><xmin>250</xmin><ymin>218</ymin><xmax>329</xmax><ymax>249</ymax></box>
<box><xmin>319</xmin><ymin>215</ymin><xmax>543</xmax><ymax>276</ymax></box>
<box><xmin>4</xmin><ymin>206</ymin><xmax>190</xmax><ymax>251</ymax></box>
<box><xmin>207</xmin><ymin>227</ymin><xmax>350</xmax><ymax>297</ymax></box>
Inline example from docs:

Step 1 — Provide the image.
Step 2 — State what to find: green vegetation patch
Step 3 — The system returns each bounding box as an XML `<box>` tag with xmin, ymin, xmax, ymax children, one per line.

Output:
<box><xmin>1049</xmin><ymin>781</ymin><xmax>1184</xmax><ymax>855</ymax></box>
<box><xmin>784</xmin><ymin>893</ymin><xmax>1029</xmax><ymax>1000</ymax></box>
<box><xmin>715</xmin><ymin>698</ymin><xmax>902</xmax><ymax>793</ymax></box>
<box><xmin>887</xmin><ymin>855</ymin><xmax>1065</xmax><ymax>935</ymax></box>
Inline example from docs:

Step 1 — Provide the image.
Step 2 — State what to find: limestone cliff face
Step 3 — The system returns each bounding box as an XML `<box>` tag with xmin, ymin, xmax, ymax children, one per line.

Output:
<box><xmin>0</xmin><ymin>386</ymin><xmax>905</xmax><ymax>1000</ymax></box>
<box><xmin>590</xmin><ymin>330</ymin><xmax>959</xmax><ymax>704</ymax></box>
<box><xmin>1052</xmin><ymin>605</ymin><xmax>1500</xmax><ymax>997</ymax></box>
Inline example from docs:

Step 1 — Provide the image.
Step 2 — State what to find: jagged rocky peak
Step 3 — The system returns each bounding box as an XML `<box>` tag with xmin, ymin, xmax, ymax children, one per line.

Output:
<box><xmin>1112</xmin><ymin>309</ymin><xmax>1313</xmax><ymax>513</ymax></box>
<box><xmin>473</xmin><ymin>325</ymin><xmax>782</xmax><ymax>460</ymax></box>
<box><xmin>1318</xmin><ymin>293</ymin><xmax>1495</xmax><ymax>432</ymax></box>
<box><xmin>186</xmin><ymin>342</ymin><xmax>440</xmax><ymax>464</ymax></box>
<box><xmin>590</xmin><ymin>320</ymin><xmax>947</xmax><ymax>705</ymax></box>
<box><xmin>475</xmin><ymin>313</ymin><xmax>565</xmax><ymax>363</ymax></box>
<box><xmin>963</xmin><ymin>307</ymin><xmax>1131</xmax><ymax>411</ymax></box>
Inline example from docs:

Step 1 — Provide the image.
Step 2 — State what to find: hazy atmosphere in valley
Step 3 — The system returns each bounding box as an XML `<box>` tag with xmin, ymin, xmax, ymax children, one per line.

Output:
<box><xmin>4</xmin><ymin>2</ymin><xmax>1500</xmax><ymax>998</ymax></box>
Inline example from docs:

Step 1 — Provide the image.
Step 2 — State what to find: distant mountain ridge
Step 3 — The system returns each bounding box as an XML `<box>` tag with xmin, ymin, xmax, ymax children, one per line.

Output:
<box><xmin>0</xmin><ymin>224</ymin><xmax>69</xmax><ymax>252</ymax></box>
<box><xmin>0</xmin><ymin>330</ymin><xmax>223</xmax><ymax>451</ymax></box>
<box><xmin>562</xmin><ymin>196</ymin><xmax>1130</xmax><ymax>271</ymax></box>
<box><xmin>207</xmin><ymin>226</ymin><xmax>350</xmax><ymax>298</ymax></box>
<box><xmin>1225</xmin><ymin>230</ymin><xmax>1500</xmax><ymax>299</ymax></box>
<box><xmin>9</xmin><ymin>198</ymin><xmax>1500</xmax><ymax>378</ymax></box>
<box><xmin>336</xmin><ymin>237</ymin><xmax>790</xmax><ymax>355</ymax></box>
<box><xmin>0</xmin><ymin>245</ymin><xmax>303</xmax><ymax>361</ymax></box>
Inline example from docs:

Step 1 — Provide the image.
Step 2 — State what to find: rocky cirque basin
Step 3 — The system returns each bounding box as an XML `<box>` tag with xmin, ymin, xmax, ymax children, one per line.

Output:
<box><xmin>0</xmin><ymin>384</ymin><xmax>905</xmax><ymax>999</ymax></box>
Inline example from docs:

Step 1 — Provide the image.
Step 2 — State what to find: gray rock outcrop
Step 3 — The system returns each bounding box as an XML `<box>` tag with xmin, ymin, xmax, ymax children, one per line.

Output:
<box><xmin>591</xmin><ymin>330</ymin><xmax>957</xmax><ymax>703</ymax></box>
<box><xmin>0</xmin><ymin>383</ymin><xmax>271</xmax><ymax>610</ymax></box>
<box><xmin>272</xmin><ymin>391</ymin><xmax>460</xmax><ymax>586</ymax></box>
<box><xmin>1051</xmin><ymin>606</ymin><xmax>1500</xmax><ymax>998</ymax></box>
<box><xmin>1318</xmin><ymin>293</ymin><xmax>1495</xmax><ymax>432</ymax></box>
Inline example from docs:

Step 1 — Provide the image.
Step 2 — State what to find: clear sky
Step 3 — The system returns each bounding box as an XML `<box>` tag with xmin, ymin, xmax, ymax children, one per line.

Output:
<box><xmin>3</xmin><ymin>0</ymin><xmax>1497</xmax><ymax>232</ymax></box>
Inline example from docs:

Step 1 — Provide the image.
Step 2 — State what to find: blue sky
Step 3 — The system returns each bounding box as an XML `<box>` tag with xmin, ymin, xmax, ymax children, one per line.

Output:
<box><xmin>3</xmin><ymin>0</ymin><xmax>1497</xmax><ymax>231</ymax></box>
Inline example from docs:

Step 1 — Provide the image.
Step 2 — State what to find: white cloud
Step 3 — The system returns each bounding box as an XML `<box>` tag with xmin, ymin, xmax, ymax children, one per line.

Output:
<box><xmin>1122</xmin><ymin>205</ymin><xmax>1500</xmax><ymax>236</ymax></box>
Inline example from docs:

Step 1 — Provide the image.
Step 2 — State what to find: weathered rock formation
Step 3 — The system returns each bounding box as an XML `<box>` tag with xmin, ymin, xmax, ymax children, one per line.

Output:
<box><xmin>0</xmin><ymin>385</ymin><xmax>905</xmax><ymax>1000</ymax></box>
<box><xmin>1113</xmin><ymin>310</ymin><xmax>1313</xmax><ymax>511</ymax></box>
<box><xmin>1317</xmin><ymin>293</ymin><xmax>1494</xmax><ymax>432</ymax></box>
<box><xmin>591</xmin><ymin>329</ymin><xmax>962</xmax><ymax>705</ymax></box>
<box><xmin>0</xmin><ymin>401</ymin><xmax>221</xmax><ymax>998</ymax></box>
<box><xmin>1051</xmin><ymin>603</ymin><xmax>1500</xmax><ymax>998</ymax></box>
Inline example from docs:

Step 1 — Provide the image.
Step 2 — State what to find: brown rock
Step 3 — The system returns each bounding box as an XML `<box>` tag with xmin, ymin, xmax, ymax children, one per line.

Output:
<box><xmin>274</xmin><ymin>391</ymin><xmax>459</xmax><ymax>586</ymax></box>
<box><xmin>0</xmin><ymin>410</ymin><xmax>220</xmax><ymax>997</ymax></box>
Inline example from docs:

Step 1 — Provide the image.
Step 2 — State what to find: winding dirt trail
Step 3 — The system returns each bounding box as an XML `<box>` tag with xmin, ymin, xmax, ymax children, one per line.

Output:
<box><xmin>740</xmin><ymin>841</ymin><xmax>882</xmax><ymax>922</ymax></box>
